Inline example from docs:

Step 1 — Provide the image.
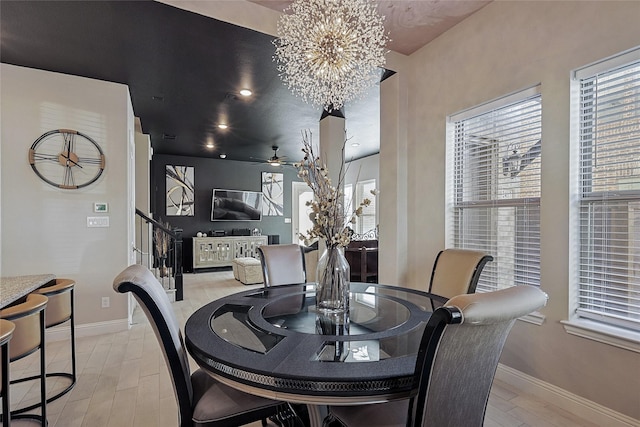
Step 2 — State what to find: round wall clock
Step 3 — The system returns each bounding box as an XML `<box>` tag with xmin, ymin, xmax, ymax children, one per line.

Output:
<box><xmin>28</xmin><ymin>129</ymin><xmax>105</xmax><ymax>189</ymax></box>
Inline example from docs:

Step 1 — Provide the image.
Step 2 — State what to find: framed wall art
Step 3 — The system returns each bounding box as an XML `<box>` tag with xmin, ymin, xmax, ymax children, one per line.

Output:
<box><xmin>166</xmin><ymin>165</ymin><xmax>194</xmax><ymax>216</ymax></box>
<box><xmin>261</xmin><ymin>171</ymin><xmax>284</xmax><ymax>216</ymax></box>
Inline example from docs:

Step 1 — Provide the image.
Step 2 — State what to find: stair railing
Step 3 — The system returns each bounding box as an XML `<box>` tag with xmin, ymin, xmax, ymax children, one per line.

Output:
<box><xmin>134</xmin><ymin>208</ymin><xmax>183</xmax><ymax>301</ymax></box>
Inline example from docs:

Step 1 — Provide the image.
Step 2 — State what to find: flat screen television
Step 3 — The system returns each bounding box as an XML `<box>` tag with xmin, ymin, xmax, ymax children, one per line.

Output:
<box><xmin>211</xmin><ymin>189</ymin><xmax>263</xmax><ymax>221</ymax></box>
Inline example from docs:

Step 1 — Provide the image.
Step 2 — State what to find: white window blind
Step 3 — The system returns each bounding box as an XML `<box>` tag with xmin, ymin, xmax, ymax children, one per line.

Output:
<box><xmin>576</xmin><ymin>53</ymin><xmax>640</xmax><ymax>332</ymax></box>
<box><xmin>448</xmin><ymin>88</ymin><xmax>542</xmax><ymax>292</ymax></box>
<box><xmin>355</xmin><ymin>179</ymin><xmax>376</xmax><ymax>235</ymax></box>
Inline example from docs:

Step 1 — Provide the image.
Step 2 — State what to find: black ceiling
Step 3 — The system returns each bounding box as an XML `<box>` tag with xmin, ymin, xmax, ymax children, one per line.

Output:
<box><xmin>0</xmin><ymin>0</ymin><xmax>380</xmax><ymax>163</ymax></box>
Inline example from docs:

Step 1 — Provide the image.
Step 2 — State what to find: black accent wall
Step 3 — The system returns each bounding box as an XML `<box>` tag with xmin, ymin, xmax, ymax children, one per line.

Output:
<box><xmin>152</xmin><ymin>154</ymin><xmax>300</xmax><ymax>271</ymax></box>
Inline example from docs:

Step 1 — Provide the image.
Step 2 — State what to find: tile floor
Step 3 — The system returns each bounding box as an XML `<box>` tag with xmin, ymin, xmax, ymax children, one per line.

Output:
<box><xmin>3</xmin><ymin>269</ymin><xmax>600</xmax><ymax>427</ymax></box>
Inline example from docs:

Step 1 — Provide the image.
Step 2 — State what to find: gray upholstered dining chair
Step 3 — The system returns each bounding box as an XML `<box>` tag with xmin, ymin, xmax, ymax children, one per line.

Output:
<box><xmin>428</xmin><ymin>248</ymin><xmax>493</xmax><ymax>298</ymax></box>
<box><xmin>328</xmin><ymin>285</ymin><xmax>548</xmax><ymax>427</ymax></box>
<box><xmin>113</xmin><ymin>264</ymin><xmax>285</xmax><ymax>427</ymax></box>
<box><xmin>258</xmin><ymin>244</ymin><xmax>307</xmax><ymax>287</ymax></box>
<box><xmin>258</xmin><ymin>244</ymin><xmax>308</xmax><ymax>319</ymax></box>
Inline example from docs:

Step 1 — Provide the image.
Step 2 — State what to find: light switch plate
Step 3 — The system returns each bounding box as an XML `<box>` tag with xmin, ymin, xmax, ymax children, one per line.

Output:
<box><xmin>87</xmin><ymin>216</ymin><xmax>110</xmax><ymax>227</ymax></box>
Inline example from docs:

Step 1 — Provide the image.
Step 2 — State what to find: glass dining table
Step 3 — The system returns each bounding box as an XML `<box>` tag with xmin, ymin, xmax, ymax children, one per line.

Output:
<box><xmin>184</xmin><ymin>282</ymin><xmax>447</xmax><ymax>426</ymax></box>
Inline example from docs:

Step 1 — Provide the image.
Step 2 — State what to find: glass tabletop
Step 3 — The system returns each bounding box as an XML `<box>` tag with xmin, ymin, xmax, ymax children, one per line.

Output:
<box><xmin>209</xmin><ymin>283</ymin><xmax>444</xmax><ymax>362</ymax></box>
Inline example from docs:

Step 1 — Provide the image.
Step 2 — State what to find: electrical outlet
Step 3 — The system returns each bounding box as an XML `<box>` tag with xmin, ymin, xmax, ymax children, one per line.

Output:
<box><xmin>101</xmin><ymin>296</ymin><xmax>110</xmax><ymax>308</ymax></box>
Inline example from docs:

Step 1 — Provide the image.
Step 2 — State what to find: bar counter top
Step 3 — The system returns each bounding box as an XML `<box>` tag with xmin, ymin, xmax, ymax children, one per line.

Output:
<box><xmin>0</xmin><ymin>274</ymin><xmax>56</xmax><ymax>309</ymax></box>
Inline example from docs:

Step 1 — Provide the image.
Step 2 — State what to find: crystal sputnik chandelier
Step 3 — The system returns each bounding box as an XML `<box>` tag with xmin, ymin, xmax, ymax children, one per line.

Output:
<box><xmin>273</xmin><ymin>0</ymin><xmax>388</xmax><ymax>112</ymax></box>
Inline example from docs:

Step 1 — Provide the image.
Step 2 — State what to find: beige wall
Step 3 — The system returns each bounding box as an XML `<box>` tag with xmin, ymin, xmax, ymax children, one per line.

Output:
<box><xmin>1</xmin><ymin>64</ymin><xmax>133</xmax><ymax>328</ymax></box>
<box><xmin>399</xmin><ymin>1</ymin><xmax>640</xmax><ymax>419</ymax></box>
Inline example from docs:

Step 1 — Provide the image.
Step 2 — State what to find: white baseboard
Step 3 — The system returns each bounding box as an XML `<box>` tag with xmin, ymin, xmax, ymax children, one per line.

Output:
<box><xmin>496</xmin><ymin>364</ymin><xmax>640</xmax><ymax>427</ymax></box>
<box><xmin>45</xmin><ymin>318</ymin><xmax>129</xmax><ymax>342</ymax></box>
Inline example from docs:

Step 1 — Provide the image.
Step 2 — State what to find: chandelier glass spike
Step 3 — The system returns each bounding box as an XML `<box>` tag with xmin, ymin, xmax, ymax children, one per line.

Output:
<box><xmin>273</xmin><ymin>0</ymin><xmax>388</xmax><ymax>112</ymax></box>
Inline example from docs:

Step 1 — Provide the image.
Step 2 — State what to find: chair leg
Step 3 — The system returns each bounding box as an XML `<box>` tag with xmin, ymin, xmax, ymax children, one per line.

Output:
<box><xmin>43</xmin><ymin>299</ymin><xmax>76</xmax><ymax>404</ymax></box>
<box><xmin>70</xmin><ymin>292</ymin><xmax>77</xmax><ymax>384</ymax></box>
<box><xmin>42</xmin><ymin>308</ymin><xmax>76</xmax><ymax>403</ymax></box>
<box><xmin>10</xmin><ymin>310</ymin><xmax>47</xmax><ymax>425</ymax></box>
<box><xmin>322</xmin><ymin>413</ymin><xmax>343</xmax><ymax>427</ymax></box>
<box><xmin>12</xmin><ymin>306</ymin><xmax>76</xmax><ymax>412</ymax></box>
<box><xmin>269</xmin><ymin>403</ymin><xmax>307</xmax><ymax>427</ymax></box>
<box><xmin>41</xmin><ymin>310</ymin><xmax>47</xmax><ymax>424</ymax></box>
<box><xmin>1</xmin><ymin>342</ymin><xmax>10</xmax><ymax>427</ymax></box>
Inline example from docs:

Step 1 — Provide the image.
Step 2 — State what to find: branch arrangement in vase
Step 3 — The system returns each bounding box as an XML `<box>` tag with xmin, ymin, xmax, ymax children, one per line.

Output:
<box><xmin>294</xmin><ymin>130</ymin><xmax>377</xmax><ymax>249</ymax></box>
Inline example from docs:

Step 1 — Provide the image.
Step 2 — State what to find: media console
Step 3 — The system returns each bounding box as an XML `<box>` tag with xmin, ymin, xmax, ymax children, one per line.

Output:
<box><xmin>192</xmin><ymin>236</ymin><xmax>268</xmax><ymax>270</ymax></box>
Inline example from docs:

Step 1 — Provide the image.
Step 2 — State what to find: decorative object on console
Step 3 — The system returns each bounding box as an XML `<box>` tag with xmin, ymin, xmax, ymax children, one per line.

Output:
<box><xmin>231</xmin><ymin>228</ymin><xmax>251</xmax><ymax>236</ymax></box>
<box><xmin>262</xmin><ymin>171</ymin><xmax>284</xmax><ymax>216</ymax></box>
<box><xmin>165</xmin><ymin>165</ymin><xmax>194</xmax><ymax>216</ymax></box>
<box><xmin>29</xmin><ymin>128</ymin><xmax>105</xmax><ymax>189</ymax></box>
<box><xmin>295</xmin><ymin>131</ymin><xmax>377</xmax><ymax>314</ymax></box>
<box><xmin>273</xmin><ymin>0</ymin><xmax>389</xmax><ymax>112</ymax></box>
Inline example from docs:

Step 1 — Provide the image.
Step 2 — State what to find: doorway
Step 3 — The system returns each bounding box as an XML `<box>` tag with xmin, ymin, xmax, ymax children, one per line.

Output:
<box><xmin>292</xmin><ymin>181</ymin><xmax>314</xmax><ymax>244</ymax></box>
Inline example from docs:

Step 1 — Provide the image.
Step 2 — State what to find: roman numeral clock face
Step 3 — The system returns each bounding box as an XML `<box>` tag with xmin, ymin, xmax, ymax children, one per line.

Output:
<box><xmin>29</xmin><ymin>129</ymin><xmax>105</xmax><ymax>189</ymax></box>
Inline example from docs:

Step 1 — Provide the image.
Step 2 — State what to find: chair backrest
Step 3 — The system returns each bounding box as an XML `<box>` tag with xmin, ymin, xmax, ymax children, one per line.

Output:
<box><xmin>113</xmin><ymin>264</ymin><xmax>193</xmax><ymax>425</ymax></box>
<box><xmin>412</xmin><ymin>285</ymin><xmax>548</xmax><ymax>427</ymax></box>
<box><xmin>258</xmin><ymin>244</ymin><xmax>306</xmax><ymax>287</ymax></box>
<box><xmin>0</xmin><ymin>293</ymin><xmax>48</xmax><ymax>361</ymax></box>
<box><xmin>428</xmin><ymin>249</ymin><xmax>493</xmax><ymax>298</ymax></box>
<box><xmin>33</xmin><ymin>278</ymin><xmax>74</xmax><ymax>327</ymax></box>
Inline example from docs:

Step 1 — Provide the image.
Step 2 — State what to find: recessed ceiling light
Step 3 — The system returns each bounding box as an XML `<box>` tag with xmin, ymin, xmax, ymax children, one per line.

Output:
<box><xmin>351</xmin><ymin>142</ymin><xmax>360</xmax><ymax>147</ymax></box>
<box><xmin>239</xmin><ymin>89</ymin><xmax>252</xmax><ymax>97</ymax></box>
<box><xmin>218</xmin><ymin>124</ymin><xmax>228</xmax><ymax>129</ymax></box>
<box><xmin>206</xmin><ymin>143</ymin><xmax>214</xmax><ymax>148</ymax></box>
<box><xmin>219</xmin><ymin>154</ymin><xmax>227</xmax><ymax>159</ymax></box>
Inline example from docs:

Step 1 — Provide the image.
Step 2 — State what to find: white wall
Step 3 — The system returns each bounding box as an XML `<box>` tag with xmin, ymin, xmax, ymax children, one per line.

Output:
<box><xmin>1</xmin><ymin>64</ymin><xmax>133</xmax><ymax>328</ymax></box>
<box><xmin>345</xmin><ymin>153</ymin><xmax>379</xmax><ymax>186</ymax></box>
<box><xmin>400</xmin><ymin>1</ymin><xmax>640</xmax><ymax>420</ymax></box>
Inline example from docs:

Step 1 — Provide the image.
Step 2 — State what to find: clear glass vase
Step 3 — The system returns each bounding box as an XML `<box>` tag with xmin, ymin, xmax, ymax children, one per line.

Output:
<box><xmin>316</xmin><ymin>246</ymin><xmax>350</xmax><ymax>314</ymax></box>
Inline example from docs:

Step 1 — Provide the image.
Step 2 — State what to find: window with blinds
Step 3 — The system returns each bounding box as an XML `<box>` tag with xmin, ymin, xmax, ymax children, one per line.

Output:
<box><xmin>448</xmin><ymin>87</ymin><xmax>542</xmax><ymax>292</ymax></box>
<box><xmin>355</xmin><ymin>179</ymin><xmax>377</xmax><ymax>235</ymax></box>
<box><xmin>344</xmin><ymin>183</ymin><xmax>353</xmax><ymax>220</ymax></box>
<box><xmin>575</xmin><ymin>49</ymin><xmax>640</xmax><ymax>332</ymax></box>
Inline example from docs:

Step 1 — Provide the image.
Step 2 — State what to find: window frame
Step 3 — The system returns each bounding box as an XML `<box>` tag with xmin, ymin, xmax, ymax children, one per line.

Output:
<box><xmin>446</xmin><ymin>86</ymin><xmax>543</xmax><ymax>308</ymax></box>
<box><xmin>565</xmin><ymin>46</ymin><xmax>640</xmax><ymax>352</ymax></box>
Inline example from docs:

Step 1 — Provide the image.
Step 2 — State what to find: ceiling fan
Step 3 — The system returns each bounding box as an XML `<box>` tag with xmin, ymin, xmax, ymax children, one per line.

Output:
<box><xmin>266</xmin><ymin>145</ymin><xmax>288</xmax><ymax>166</ymax></box>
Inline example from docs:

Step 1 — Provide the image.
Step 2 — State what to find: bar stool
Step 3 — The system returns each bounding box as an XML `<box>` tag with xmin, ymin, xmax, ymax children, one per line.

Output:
<box><xmin>0</xmin><ymin>294</ymin><xmax>48</xmax><ymax>425</ymax></box>
<box><xmin>30</xmin><ymin>279</ymin><xmax>76</xmax><ymax>404</ymax></box>
<box><xmin>0</xmin><ymin>319</ymin><xmax>15</xmax><ymax>427</ymax></box>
